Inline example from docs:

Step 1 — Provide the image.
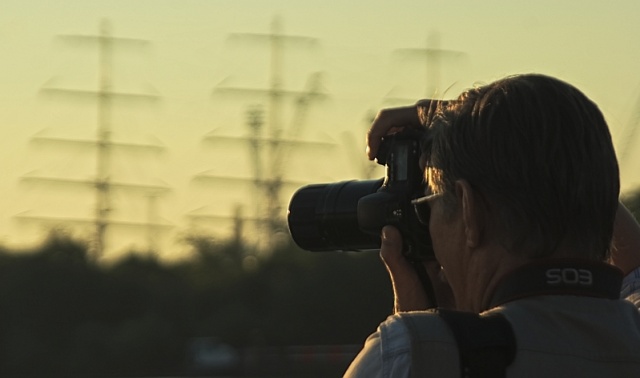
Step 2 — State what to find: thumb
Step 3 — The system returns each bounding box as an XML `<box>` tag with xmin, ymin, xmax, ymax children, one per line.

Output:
<box><xmin>380</xmin><ymin>226</ymin><xmax>429</xmax><ymax>312</ymax></box>
<box><xmin>380</xmin><ymin>226</ymin><xmax>406</xmax><ymax>267</ymax></box>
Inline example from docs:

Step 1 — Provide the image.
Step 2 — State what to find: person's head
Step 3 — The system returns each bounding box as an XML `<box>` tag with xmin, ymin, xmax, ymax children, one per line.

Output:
<box><xmin>424</xmin><ymin>74</ymin><xmax>619</xmax><ymax>262</ymax></box>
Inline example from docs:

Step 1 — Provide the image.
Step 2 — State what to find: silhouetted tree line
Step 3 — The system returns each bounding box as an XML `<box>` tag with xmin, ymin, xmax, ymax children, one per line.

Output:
<box><xmin>0</xmin><ymin>229</ymin><xmax>392</xmax><ymax>376</ymax></box>
<box><xmin>1</xmin><ymin>189</ymin><xmax>638</xmax><ymax>377</ymax></box>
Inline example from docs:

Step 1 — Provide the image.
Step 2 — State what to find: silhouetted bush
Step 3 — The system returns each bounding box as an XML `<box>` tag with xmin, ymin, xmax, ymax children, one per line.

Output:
<box><xmin>0</xmin><ymin>229</ymin><xmax>392</xmax><ymax>376</ymax></box>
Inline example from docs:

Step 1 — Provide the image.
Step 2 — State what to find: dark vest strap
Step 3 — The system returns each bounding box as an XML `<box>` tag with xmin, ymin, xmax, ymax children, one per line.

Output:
<box><xmin>405</xmin><ymin>310</ymin><xmax>516</xmax><ymax>378</ymax></box>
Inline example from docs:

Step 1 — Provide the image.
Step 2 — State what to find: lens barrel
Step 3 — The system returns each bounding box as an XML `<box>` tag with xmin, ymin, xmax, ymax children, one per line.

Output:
<box><xmin>287</xmin><ymin>179</ymin><xmax>383</xmax><ymax>251</ymax></box>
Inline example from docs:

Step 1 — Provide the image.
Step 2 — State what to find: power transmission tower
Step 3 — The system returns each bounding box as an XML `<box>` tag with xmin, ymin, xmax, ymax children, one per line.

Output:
<box><xmin>19</xmin><ymin>19</ymin><xmax>168</xmax><ymax>259</ymax></box>
<box><xmin>389</xmin><ymin>31</ymin><xmax>466</xmax><ymax>101</ymax></box>
<box><xmin>197</xmin><ymin>16</ymin><xmax>331</xmax><ymax>249</ymax></box>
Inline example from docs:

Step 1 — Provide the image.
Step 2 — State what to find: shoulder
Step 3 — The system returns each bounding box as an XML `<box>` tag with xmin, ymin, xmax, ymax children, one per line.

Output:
<box><xmin>378</xmin><ymin>311</ymin><xmax>457</xmax><ymax>354</ymax></box>
<box><xmin>345</xmin><ymin>311</ymin><xmax>455</xmax><ymax>378</ymax></box>
<box><xmin>393</xmin><ymin>311</ymin><xmax>459</xmax><ymax>343</ymax></box>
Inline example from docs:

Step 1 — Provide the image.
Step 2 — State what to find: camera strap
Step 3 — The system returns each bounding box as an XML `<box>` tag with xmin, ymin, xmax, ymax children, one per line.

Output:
<box><xmin>405</xmin><ymin>260</ymin><xmax>623</xmax><ymax>378</ymax></box>
<box><xmin>487</xmin><ymin>259</ymin><xmax>623</xmax><ymax>310</ymax></box>
<box><xmin>405</xmin><ymin>310</ymin><xmax>515</xmax><ymax>378</ymax></box>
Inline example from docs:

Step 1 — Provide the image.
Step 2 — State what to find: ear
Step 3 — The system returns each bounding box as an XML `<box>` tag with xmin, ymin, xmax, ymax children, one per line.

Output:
<box><xmin>455</xmin><ymin>179</ymin><xmax>484</xmax><ymax>248</ymax></box>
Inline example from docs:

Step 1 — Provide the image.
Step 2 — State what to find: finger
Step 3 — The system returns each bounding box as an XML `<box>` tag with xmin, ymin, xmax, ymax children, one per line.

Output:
<box><xmin>380</xmin><ymin>225</ymin><xmax>407</xmax><ymax>267</ymax></box>
<box><xmin>366</xmin><ymin>105</ymin><xmax>422</xmax><ymax>160</ymax></box>
<box><xmin>380</xmin><ymin>226</ymin><xmax>429</xmax><ymax>312</ymax></box>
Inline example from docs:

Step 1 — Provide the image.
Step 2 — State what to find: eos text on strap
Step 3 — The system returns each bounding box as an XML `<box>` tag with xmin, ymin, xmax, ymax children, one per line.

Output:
<box><xmin>488</xmin><ymin>259</ymin><xmax>623</xmax><ymax>310</ymax></box>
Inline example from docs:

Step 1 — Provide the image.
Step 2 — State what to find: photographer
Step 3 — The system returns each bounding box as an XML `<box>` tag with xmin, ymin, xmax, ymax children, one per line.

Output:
<box><xmin>344</xmin><ymin>74</ymin><xmax>640</xmax><ymax>377</ymax></box>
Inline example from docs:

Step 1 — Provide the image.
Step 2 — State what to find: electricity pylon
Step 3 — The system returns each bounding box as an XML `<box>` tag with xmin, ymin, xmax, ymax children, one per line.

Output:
<box><xmin>389</xmin><ymin>31</ymin><xmax>467</xmax><ymax>102</ymax></box>
<box><xmin>197</xmin><ymin>73</ymin><xmax>332</xmax><ymax>248</ymax></box>
<box><xmin>197</xmin><ymin>16</ymin><xmax>331</xmax><ymax>248</ymax></box>
<box><xmin>21</xmin><ymin>19</ymin><xmax>167</xmax><ymax>258</ymax></box>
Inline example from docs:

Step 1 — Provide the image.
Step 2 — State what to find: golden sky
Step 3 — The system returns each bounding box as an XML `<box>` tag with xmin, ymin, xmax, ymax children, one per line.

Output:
<box><xmin>1</xmin><ymin>0</ymin><xmax>639</xmax><ymax>259</ymax></box>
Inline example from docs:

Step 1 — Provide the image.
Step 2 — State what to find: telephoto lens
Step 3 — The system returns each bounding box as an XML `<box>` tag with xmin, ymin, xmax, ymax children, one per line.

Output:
<box><xmin>287</xmin><ymin>179</ymin><xmax>383</xmax><ymax>252</ymax></box>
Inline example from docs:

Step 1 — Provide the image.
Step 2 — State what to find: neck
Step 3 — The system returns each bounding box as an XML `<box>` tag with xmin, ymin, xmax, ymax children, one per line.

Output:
<box><xmin>454</xmin><ymin>247</ymin><xmax>528</xmax><ymax>313</ymax></box>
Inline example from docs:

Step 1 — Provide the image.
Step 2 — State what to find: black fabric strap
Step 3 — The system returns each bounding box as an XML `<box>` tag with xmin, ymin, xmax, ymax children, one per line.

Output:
<box><xmin>488</xmin><ymin>259</ymin><xmax>623</xmax><ymax>309</ymax></box>
<box><xmin>405</xmin><ymin>310</ymin><xmax>516</xmax><ymax>378</ymax></box>
<box><xmin>438</xmin><ymin>310</ymin><xmax>516</xmax><ymax>378</ymax></box>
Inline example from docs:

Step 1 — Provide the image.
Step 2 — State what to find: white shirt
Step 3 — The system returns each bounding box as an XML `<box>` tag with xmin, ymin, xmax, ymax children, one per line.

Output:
<box><xmin>344</xmin><ymin>267</ymin><xmax>640</xmax><ymax>377</ymax></box>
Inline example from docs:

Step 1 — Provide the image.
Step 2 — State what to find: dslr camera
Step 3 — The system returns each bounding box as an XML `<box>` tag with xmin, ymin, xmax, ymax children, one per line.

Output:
<box><xmin>287</xmin><ymin>128</ymin><xmax>434</xmax><ymax>261</ymax></box>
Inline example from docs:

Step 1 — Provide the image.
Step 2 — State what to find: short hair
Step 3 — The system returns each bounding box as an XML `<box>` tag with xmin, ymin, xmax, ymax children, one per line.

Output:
<box><xmin>425</xmin><ymin>74</ymin><xmax>619</xmax><ymax>260</ymax></box>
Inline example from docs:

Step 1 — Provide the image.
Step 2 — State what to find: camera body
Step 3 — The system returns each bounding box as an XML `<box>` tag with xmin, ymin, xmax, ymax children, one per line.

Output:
<box><xmin>287</xmin><ymin>128</ymin><xmax>434</xmax><ymax>260</ymax></box>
